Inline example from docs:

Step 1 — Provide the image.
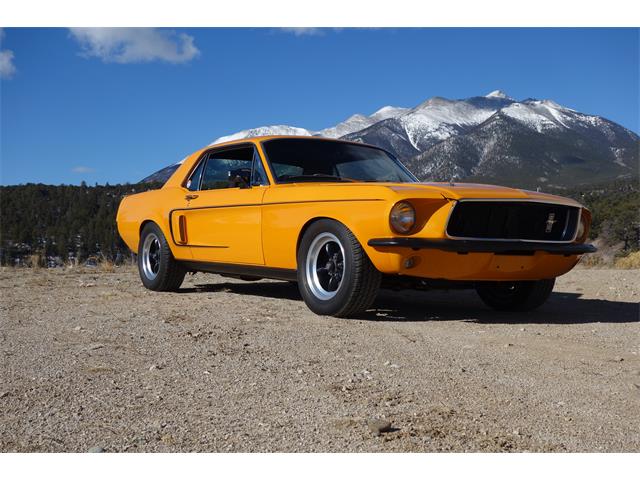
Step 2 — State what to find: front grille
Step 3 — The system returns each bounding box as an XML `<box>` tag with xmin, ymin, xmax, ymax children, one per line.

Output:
<box><xmin>446</xmin><ymin>201</ymin><xmax>580</xmax><ymax>242</ymax></box>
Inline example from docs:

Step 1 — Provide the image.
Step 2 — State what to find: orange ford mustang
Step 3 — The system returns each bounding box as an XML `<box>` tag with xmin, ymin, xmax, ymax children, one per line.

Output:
<box><xmin>117</xmin><ymin>136</ymin><xmax>596</xmax><ymax>317</ymax></box>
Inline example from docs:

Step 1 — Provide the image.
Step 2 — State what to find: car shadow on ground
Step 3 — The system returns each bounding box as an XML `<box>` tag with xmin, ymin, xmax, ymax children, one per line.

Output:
<box><xmin>185</xmin><ymin>281</ymin><xmax>639</xmax><ymax>324</ymax></box>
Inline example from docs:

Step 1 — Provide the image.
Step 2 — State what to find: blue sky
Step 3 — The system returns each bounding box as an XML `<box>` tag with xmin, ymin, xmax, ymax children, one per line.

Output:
<box><xmin>1</xmin><ymin>27</ymin><xmax>638</xmax><ymax>185</ymax></box>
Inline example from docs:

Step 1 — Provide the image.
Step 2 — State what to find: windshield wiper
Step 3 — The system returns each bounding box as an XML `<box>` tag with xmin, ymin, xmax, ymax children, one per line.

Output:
<box><xmin>279</xmin><ymin>174</ymin><xmax>358</xmax><ymax>183</ymax></box>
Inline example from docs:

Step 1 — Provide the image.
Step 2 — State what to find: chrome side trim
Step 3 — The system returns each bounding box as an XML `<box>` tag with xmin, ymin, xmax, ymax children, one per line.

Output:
<box><xmin>443</xmin><ymin>197</ymin><xmax>582</xmax><ymax>207</ymax></box>
<box><xmin>444</xmin><ymin>199</ymin><xmax>582</xmax><ymax>244</ymax></box>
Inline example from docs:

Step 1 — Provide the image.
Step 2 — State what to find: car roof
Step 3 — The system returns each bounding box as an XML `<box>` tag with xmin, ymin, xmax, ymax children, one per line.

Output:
<box><xmin>210</xmin><ymin>135</ymin><xmax>380</xmax><ymax>150</ymax></box>
<box><xmin>163</xmin><ymin>135</ymin><xmax>397</xmax><ymax>189</ymax></box>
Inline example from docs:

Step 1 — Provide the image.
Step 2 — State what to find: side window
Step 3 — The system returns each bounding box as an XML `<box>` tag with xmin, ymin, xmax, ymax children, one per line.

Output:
<box><xmin>251</xmin><ymin>149</ymin><xmax>268</xmax><ymax>186</ymax></box>
<box><xmin>186</xmin><ymin>159</ymin><xmax>205</xmax><ymax>191</ymax></box>
<box><xmin>200</xmin><ymin>146</ymin><xmax>255</xmax><ymax>191</ymax></box>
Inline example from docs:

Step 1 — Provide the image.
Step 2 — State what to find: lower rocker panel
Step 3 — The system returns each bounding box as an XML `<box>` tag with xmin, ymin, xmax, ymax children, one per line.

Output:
<box><xmin>181</xmin><ymin>260</ymin><xmax>298</xmax><ymax>282</ymax></box>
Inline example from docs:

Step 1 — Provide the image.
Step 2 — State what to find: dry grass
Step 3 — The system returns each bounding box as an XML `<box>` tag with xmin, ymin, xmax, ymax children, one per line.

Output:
<box><xmin>578</xmin><ymin>254</ymin><xmax>606</xmax><ymax>268</ymax></box>
<box><xmin>1</xmin><ymin>255</ymin><xmax>134</xmax><ymax>273</ymax></box>
<box><xmin>98</xmin><ymin>256</ymin><xmax>116</xmax><ymax>273</ymax></box>
<box><xmin>27</xmin><ymin>253</ymin><xmax>43</xmax><ymax>269</ymax></box>
<box><xmin>614</xmin><ymin>251</ymin><xmax>640</xmax><ymax>269</ymax></box>
<box><xmin>6</xmin><ymin>250</ymin><xmax>640</xmax><ymax>272</ymax></box>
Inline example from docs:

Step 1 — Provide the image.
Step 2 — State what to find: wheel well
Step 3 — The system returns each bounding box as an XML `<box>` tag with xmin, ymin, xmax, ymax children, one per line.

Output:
<box><xmin>139</xmin><ymin>220</ymin><xmax>156</xmax><ymax>236</ymax></box>
<box><xmin>296</xmin><ymin>217</ymin><xmax>339</xmax><ymax>255</ymax></box>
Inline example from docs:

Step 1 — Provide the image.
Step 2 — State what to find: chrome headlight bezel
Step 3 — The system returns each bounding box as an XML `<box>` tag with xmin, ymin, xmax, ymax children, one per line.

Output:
<box><xmin>389</xmin><ymin>201</ymin><xmax>416</xmax><ymax>234</ymax></box>
<box><xmin>575</xmin><ymin>214</ymin><xmax>587</xmax><ymax>242</ymax></box>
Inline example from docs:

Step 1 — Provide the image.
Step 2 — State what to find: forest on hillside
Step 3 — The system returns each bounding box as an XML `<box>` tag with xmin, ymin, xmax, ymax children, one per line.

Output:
<box><xmin>0</xmin><ymin>182</ymin><xmax>161</xmax><ymax>266</ymax></box>
<box><xmin>545</xmin><ymin>178</ymin><xmax>640</xmax><ymax>252</ymax></box>
<box><xmin>0</xmin><ymin>178</ymin><xmax>638</xmax><ymax>266</ymax></box>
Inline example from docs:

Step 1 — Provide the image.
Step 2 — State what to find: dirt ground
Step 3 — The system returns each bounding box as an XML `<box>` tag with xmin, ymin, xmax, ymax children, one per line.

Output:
<box><xmin>1</xmin><ymin>266</ymin><xmax>638</xmax><ymax>452</ymax></box>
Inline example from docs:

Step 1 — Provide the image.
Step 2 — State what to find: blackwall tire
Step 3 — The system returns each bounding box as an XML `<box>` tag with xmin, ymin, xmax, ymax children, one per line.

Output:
<box><xmin>297</xmin><ymin>219</ymin><xmax>380</xmax><ymax>317</ymax></box>
<box><xmin>138</xmin><ymin>223</ymin><xmax>186</xmax><ymax>292</ymax></box>
<box><xmin>476</xmin><ymin>278</ymin><xmax>555</xmax><ymax>312</ymax></box>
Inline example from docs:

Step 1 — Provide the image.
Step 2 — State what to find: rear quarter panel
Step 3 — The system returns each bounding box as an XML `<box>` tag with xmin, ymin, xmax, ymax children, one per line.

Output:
<box><xmin>116</xmin><ymin>187</ymin><xmax>192</xmax><ymax>260</ymax></box>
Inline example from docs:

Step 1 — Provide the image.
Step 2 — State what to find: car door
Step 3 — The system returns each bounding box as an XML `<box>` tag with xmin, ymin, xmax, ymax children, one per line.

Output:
<box><xmin>173</xmin><ymin>144</ymin><xmax>269</xmax><ymax>265</ymax></box>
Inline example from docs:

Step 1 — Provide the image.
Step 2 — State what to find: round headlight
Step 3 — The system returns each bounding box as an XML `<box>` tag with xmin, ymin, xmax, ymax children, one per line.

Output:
<box><xmin>390</xmin><ymin>201</ymin><xmax>416</xmax><ymax>234</ymax></box>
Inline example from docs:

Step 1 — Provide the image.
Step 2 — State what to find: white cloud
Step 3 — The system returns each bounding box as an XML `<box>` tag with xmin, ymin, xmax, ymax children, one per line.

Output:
<box><xmin>71</xmin><ymin>166</ymin><xmax>95</xmax><ymax>174</ymax></box>
<box><xmin>0</xmin><ymin>50</ymin><xmax>16</xmax><ymax>79</ymax></box>
<box><xmin>279</xmin><ymin>28</ymin><xmax>345</xmax><ymax>37</ymax></box>
<box><xmin>68</xmin><ymin>28</ymin><xmax>200</xmax><ymax>64</ymax></box>
<box><xmin>0</xmin><ymin>28</ymin><xmax>17</xmax><ymax>79</ymax></box>
<box><xmin>280</xmin><ymin>27</ymin><xmax>325</xmax><ymax>36</ymax></box>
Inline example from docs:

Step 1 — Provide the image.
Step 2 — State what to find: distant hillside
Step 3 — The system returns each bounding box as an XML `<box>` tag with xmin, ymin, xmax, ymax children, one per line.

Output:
<box><xmin>544</xmin><ymin>178</ymin><xmax>640</xmax><ymax>252</ymax></box>
<box><xmin>0</xmin><ymin>178</ymin><xmax>637</xmax><ymax>267</ymax></box>
<box><xmin>0</xmin><ymin>183</ymin><xmax>161</xmax><ymax>266</ymax></box>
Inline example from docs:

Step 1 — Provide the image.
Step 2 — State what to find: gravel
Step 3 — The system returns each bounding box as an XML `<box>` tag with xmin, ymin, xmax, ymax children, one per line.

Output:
<box><xmin>1</xmin><ymin>266</ymin><xmax>638</xmax><ymax>452</ymax></box>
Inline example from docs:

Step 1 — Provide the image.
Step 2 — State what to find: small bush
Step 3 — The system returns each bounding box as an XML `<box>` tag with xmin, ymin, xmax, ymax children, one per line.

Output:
<box><xmin>98</xmin><ymin>255</ymin><xmax>116</xmax><ymax>273</ymax></box>
<box><xmin>578</xmin><ymin>254</ymin><xmax>606</xmax><ymax>268</ymax></box>
<box><xmin>614</xmin><ymin>251</ymin><xmax>640</xmax><ymax>269</ymax></box>
<box><xmin>28</xmin><ymin>253</ymin><xmax>43</xmax><ymax>268</ymax></box>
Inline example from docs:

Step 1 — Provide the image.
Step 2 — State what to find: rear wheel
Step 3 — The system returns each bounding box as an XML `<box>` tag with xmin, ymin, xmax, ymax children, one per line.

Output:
<box><xmin>297</xmin><ymin>219</ymin><xmax>380</xmax><ymax>317</ymax></box>
<box><xmin>475</xmin><ymin>278</ymin><xmax>555</xmax><ymax>312</ymax></box>
<box><xmin>138</xmin><ymin>223</ymin><xmax>186</xmax><ymax>291</ymax></box>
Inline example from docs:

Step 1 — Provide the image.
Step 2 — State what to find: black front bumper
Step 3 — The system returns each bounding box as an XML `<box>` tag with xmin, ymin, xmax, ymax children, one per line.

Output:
<box><xmin>367</xmin><ymin>238</ymin><xmax>597</xmax><ymax>255</ymax></box>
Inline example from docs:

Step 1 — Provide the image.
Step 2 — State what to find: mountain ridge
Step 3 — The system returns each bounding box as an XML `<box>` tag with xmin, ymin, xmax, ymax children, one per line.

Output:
<box><xmin>141</xmin><ymin>90</ymin><xmax>639</xmax><ymax>189</ymax></box>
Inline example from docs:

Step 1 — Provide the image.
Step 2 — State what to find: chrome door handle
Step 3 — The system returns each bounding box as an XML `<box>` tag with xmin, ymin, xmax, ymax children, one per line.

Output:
<box><xmin>185</xmin><ymin>194</ymin><xmax>199</xmax><ymax>200</ymax></box>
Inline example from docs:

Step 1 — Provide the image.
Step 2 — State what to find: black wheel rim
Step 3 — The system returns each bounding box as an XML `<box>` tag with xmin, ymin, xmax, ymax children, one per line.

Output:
<box><xmin>305</xmin><ymin>232</ymin><xmax>346</xmax><ymax>300</ymax></box>
<box><xmin>142</xmin><ymin>233</ymin><xmax>161</xmax><ymax>280</ymax></box>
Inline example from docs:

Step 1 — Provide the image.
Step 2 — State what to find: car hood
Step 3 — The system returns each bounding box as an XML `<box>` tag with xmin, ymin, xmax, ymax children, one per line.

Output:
<box><xmin>385</xmin><ymin>182</ymin><xmax>584</xmax><ymax>208</ymax></box>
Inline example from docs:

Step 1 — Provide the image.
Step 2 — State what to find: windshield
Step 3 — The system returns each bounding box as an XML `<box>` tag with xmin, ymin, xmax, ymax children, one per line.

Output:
<box><xmin>261</xmin><ymin>138</ymin><xmax>418</xmax><ymax>184</ymax></box>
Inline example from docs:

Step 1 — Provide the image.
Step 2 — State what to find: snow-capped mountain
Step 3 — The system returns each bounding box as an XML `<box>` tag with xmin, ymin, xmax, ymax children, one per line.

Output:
<box><xmin>485</xmin><ymin>90</ymin><xmax>513</xmax><ymax>100</ymax></box>
<box><xmin>317</xmin><ymin>106</ymin><xmax>409</xmax><ymax>138</ymax></box>
<box><xmin>212</xmin><ymin>125</ymin><xmax>314</xmax><ymax>145</ymax></box>
<box><xmin>406</xmin><ymin>104</ymin><xmax>638</xmax><ymax>188</ymax></box>
<box><xmin>343</xmin><ymin>93</ymin><xmax>516</xmax><ymax>158</ymax></box>
<box><xmin>345</xmin><ymin>91</ymin><xmax>638</xmax><ymax>187</ymax></box>
<box><xmin>209</xmin><ymin>106</ymin><xmax>409</xmax><ymax>144</ymax></box>
<box><xmin>142</xmin><ymin>90</ymin><xmax>639</xmax><ymax>188</ymax></box>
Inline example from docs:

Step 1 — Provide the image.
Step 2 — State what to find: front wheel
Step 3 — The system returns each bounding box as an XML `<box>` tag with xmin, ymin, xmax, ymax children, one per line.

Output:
<box><xmin>297</xmin><ymin>220</ymin><xmax>381</xmax><ymax>317</ymax></box>
<box><xmin>138</xmin><ymin>223</ymin><xmax>186</xmax><ymax>292</ymax></box>
<box><xmin>475</xmin><ymin>278</ymin><xmax>555</xmax><ymax>312</ymax></box>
